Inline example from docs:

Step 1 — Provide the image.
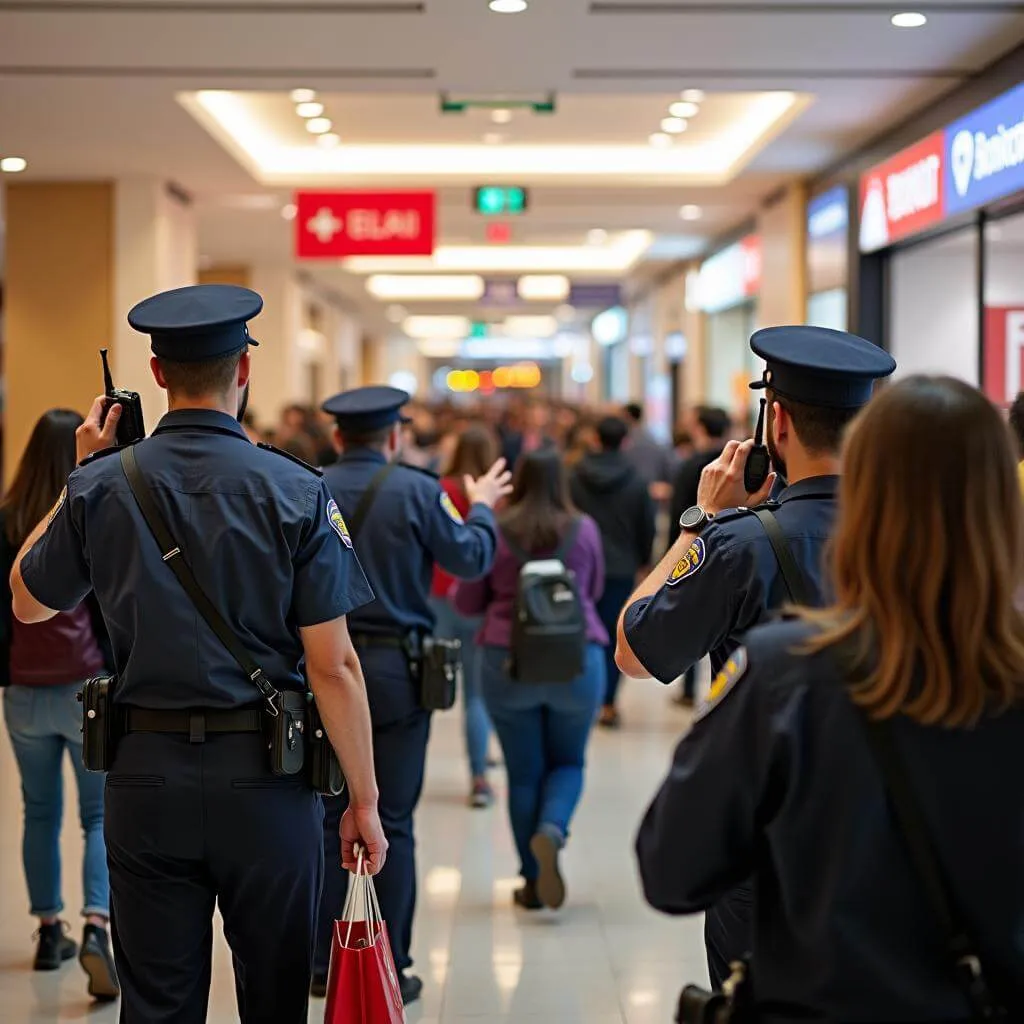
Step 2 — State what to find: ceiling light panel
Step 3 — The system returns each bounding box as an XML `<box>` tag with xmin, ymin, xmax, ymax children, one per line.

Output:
<box><xmin>290</xmin><ymin>88</ymin><xmax>317</xmax><ymax>104</ymax></box>
<box><xmin>403</xmin><ymin>315</ymin><xmax>472</xmax><ymax>340</ymax></box>
<box><xmin>367</xmin><ymin>275</ymin><xmax>485</xmax><ymax>300</ymax></box>
<box><xmin>517</xmin><ymin>275</ymin><xmax>570</xmax><ymax>301</ymax></box>
<box><xmin>296</xmin><ymin>102</ymin><xmax>325</xmax><ymax>118</ymax></box>
<box><xmin>669</xmin><ymin>101</ymin><xmax>700</xmax><ymax>119</ymax></box>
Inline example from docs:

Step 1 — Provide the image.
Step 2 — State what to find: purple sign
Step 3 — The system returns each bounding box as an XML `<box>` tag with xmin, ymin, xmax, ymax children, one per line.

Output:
<box><xmin>569</xmin><ymin>282</ymin><xmax>622</xmax><ymax>309</ymax></box>
<box><xmin>481</xmin><ymin>279</ymin><xmax>520</xmax><ymax>306</ymax></box>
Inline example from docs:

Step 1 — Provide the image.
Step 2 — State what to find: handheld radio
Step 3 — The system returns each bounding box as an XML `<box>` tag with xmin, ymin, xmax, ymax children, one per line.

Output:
<box><xmin>100</xmin><ymin>348</ymin><xmax>146</xmax><ymax>446</ymax></box>
<box><xmin>743</xmin><ymin>398</ymin><xmax>772</xmax><ymax>495</ymax></box>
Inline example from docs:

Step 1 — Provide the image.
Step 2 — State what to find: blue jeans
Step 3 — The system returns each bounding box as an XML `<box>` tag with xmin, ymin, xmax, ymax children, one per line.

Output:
<box><xmin>3</xmin><ymin>682</ymin><xmax>109</xmax><ymax>918</ymax></box>
<box><xmin>429</xmin><ymin>595</ymin><xmax>492</xmax><ymax>779</ymax></box>
<box><xmin>480</xmin><ymin>643</ymin><xmax>604</xmax><ymax>880</ymax></box>
<box><xmin>595</xmin><ymin>576</ymin><xmax>635</xmax><ymax>707</ymax></box>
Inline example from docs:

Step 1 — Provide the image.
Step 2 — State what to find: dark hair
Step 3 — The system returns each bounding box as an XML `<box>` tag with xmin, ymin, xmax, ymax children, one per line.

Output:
<box><xmin>597</xmin><ymin>415</ymin><xmax>629</xmax><ymax>452</ymax></box>
<box><xmin>1009</xmin><ymin>391</ymin><xmax>1024</xmax><ymax>456</ymax></box>
<box><xmin>624</xmin><ymin>402</ymin><xmax>643</xmax><ymax>424</ymax></box>
<box><xmin>339</xmin><ymin>424</ymin><xmax>394</xmax><ymax>450</ymax></box>
<box><xmin>771</xmin><ymin>390</ymin><xmax>859</xmax><ymax>455</ymax></box>
<box><xmin>696</xmin><ymin>406</ymin><xmax>731</xmax><ymax>440</ymax></box>
<box><xmin>499</xmin><ymin>449</ymin><xmax>576</xmax><ymax>553</ymax></box>
<box><xmin>447</xmin><ymin>425</ymin><xmax>497</xmax><ymax>480</ymax></box>
<box><xmin>158</xmin><ymin>349</ymin><xmax>245</xmax><ymax>399</ymax></box>
<box><xmin>802</xmin><ymin>376</ymin><xmax>1024</xmax><ymax>727</ymax></box>
<box><xmin>2</xmin><ymin>409</ymin><xmax>83</xmax><ymax>548</ymax></box>
<box><xmin>280</xmin><ymin>433</ymin><xmax>318</xmax><ymax>465</ymax></box>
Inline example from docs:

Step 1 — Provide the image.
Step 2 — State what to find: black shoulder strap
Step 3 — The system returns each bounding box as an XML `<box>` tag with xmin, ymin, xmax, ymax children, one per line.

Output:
<box><xmin>349</xmin><ymin>463</ymin><xmax>399</xmax><ymax>538</ymax></box>
<box><xmin>119</xmin><ymin>446</ymin><xmax>280</xmax><ymax>713</ymax></box>
<box><xmin>554</xmin><ymin>516</ymin><xmax>583</xmax><ymax>564</ymax></box>
<box><xmin>752</xmin><ymin>507</ymin><xmax>814</xmax><ymax>606</ymax></box>
<box><xmin>861</xmin><ymin>717</ymin><xmax>1005</xmax><ymax>1020</ymax></box>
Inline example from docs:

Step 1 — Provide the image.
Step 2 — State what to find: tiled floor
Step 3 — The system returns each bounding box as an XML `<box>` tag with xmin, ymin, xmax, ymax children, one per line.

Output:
<box><xmin>0</xmin><ymin>673</ymin><xmax>709</xmax><ymax>1023</ymax></box>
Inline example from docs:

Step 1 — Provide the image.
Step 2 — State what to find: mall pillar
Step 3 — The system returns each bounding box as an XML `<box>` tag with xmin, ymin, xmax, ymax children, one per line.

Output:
<box><xmin>757</xmin><ymin>182</ymin><xmax>808</xmax><ymax>328</ymax></box>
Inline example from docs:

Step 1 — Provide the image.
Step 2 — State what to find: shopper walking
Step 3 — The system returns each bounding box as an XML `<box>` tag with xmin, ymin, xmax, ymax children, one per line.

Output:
<box><xmin>454</xmin><ymin>449</ymin><xmax>607</xmax><ymax>912</ymax></box>
<box><xmin>1</xmin><ymin>409</ymin><xmax>119</xmax><ymax>1001</ymax></box>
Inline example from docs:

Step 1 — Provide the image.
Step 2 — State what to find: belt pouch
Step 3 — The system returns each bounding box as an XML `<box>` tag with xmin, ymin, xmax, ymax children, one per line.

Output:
<box><xmin>80</xmin><ymin>676</ymin><xmax>119</xmax><ymax>772</ymax></box>
<box><xmin>419</xmin><ymin>636</ymin><xmax>461</xmax><ymax>712</ymax></box>
<box><xmin>307</xmin><ymin>697</ymin><xmax>346</xmax><ymax>796</ymax></box>
<box><xmin>265</xmin><ymin>690</ymin><xmax>307</xmax><ymax>776</ymax></box>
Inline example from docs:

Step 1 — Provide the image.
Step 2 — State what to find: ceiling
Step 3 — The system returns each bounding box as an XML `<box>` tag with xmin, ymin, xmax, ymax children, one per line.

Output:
<box><xmin>1</xmin><ymin>0</ymin><xmax>1023</xmax><ymax>336</ymax></box>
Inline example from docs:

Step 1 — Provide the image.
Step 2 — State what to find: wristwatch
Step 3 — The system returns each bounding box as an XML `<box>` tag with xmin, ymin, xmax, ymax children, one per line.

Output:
<box><xmin>679</xmin><ymin>505</ymin><xmax>712</xmax><ymax>533</ymax></box>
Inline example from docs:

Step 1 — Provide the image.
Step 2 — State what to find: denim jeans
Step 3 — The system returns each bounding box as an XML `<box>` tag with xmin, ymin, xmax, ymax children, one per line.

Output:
<box><xmin>595</xmin><ymin>576</ymin><xmax>635</xmax><ymax>707</ymax></box>
<box><xmin>429</xmin><ymin>595</ymin><xmax>492</xmax><ymax>779</ymax></box>
<box><xmin>3</xmin><ymin>682</ymin><xmax>109</xmax><ymax>918</ymax></box>
<box><xmin>480</xmin><ymin>643</ymin><xmax>605</xmax><ymax>880</ymax></box>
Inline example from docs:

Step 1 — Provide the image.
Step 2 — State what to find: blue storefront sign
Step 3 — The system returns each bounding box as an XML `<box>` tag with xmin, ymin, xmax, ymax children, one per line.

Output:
<box><xmin>806</xmin><ymin>186</ymin><xmax>849</xmax><ymax>241</ymax></box>
<box><xmin>944</xmin><ymin>80</ymin><xmax>1024</xmax><ymax>216</ymax></box>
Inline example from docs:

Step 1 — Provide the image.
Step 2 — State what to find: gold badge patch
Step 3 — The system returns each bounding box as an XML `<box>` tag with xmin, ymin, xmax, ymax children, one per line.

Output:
<box><xmin>694</xmin><ymin>647</ymin><xmax>748</xmax><ymax>721</ymax></box>
<box><xmin>440</xmin><ymin>492</ymin><xmax>464</xmax><ymax>525</ymax></box>
<box><xmin>47</xmin><ymin>487</ymin><xmax>68</xmax><ymax>527</ymax></box>
<box><xmin>327</xmin><ymin>498</ymin><xmax>353</xmax><ymax>549</ymax></box>
<box><xmin>666</xmin><ymin>537</ymin><xmax>705</xmax><ymax>585</ymax></box>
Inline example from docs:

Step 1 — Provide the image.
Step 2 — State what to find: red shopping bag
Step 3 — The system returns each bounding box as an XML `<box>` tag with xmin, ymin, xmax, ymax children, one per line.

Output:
<box><xmin>323</xmin><ymin>853</ymin><xmax>406</xmax><ymax>1024</ymax></box>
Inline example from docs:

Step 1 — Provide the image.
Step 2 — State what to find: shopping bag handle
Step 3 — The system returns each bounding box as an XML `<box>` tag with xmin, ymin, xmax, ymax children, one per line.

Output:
<box><xmin>342</xmin><ymin>846</ymin><xmax>386</xmax><ymax>947</ymax></box>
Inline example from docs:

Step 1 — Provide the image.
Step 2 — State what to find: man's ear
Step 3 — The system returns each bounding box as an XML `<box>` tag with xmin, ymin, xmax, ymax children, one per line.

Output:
<box><xmin>771</xmin><ymin>400</ymin><xmax>788</xmax><ymax>446</ymax></box>
<box><xmin>332</xmin><ymin>425</ymin><xmax>343</xmax><ymax>455</ymax></box>
<box><xmin>237</xmin><ymin>351</ymin><xmax>251</xmax><ymax>388</ymax></box>
<box><xmin>388</xmin><ymin>423</ymin><xmax>402</xmax><ymax>457</ymax></box>
<box><xmin>150</xmin><ymin>356</ymin><xmax>169</xmax><ymax>391</ymax></box>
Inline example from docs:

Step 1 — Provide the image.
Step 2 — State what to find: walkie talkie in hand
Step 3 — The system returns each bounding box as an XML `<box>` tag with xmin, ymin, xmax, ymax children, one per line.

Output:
<box><xmin>743</xmin><ymin>398</ymin><xmax>772</xmax><ymax>495</ymax></box>
<box><xmin>100</xmin><ymin>348</ymin><xmax>146</xmax><ymax>446</ymax></box>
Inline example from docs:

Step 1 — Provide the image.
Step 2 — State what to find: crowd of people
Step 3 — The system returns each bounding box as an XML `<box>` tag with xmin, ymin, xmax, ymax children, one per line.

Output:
<box><xmin>1</xmin><ymin>282</ymin><xmax>1021</xmax><ymax>1024</ymax></box>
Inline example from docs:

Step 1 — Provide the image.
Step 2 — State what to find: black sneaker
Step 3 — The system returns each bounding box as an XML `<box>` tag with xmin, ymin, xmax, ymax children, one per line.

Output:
<box><xmin>530</xmin><ymin>828</ymin><xmax>567</xmax><ymax>910</ymax></box>
<box><xmin>399</xmin><ymin>972</ymin><xmax>423</xmax><ymax>1006</ymax></box>
<box><xmin>310</xmin><ymin>970</ymin><xmax>329</xmax><ymax>999</ymax></box>
<box><xmin>79</xmin><ymin>924</ymin><xmax>119</xmax><ymax>1001</ymax></box>
<box><xmin>512</xmin><ymin>880</ymin><xmax>543</xmax><ymax>911</ymax></box>
<box><xmin>33</xmin><ymin>922</ymin><xmax>77</xmax><ymax>971</ymax></box>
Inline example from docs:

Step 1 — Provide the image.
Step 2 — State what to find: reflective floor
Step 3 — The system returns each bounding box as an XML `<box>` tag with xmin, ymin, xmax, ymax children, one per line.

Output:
<box><xmin>0</xmin><ymin>672</ymin><xmax>708</xmax><ymax>1023</ymax></box>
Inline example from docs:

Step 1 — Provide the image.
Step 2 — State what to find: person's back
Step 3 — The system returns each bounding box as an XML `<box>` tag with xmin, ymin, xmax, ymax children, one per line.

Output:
<box><xmin>624</xmin><ymin>402</ymin><xmax>672</xmax><ymax>488</ymax></box>
<box><xmin>667</xmin><ymin>406</ymin><xmax>731</xmax><ymax>548</ymax></box>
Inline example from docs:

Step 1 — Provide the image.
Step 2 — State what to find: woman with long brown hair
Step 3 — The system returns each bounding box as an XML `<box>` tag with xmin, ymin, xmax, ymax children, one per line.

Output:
<box><xmin>637</xmin><ymin>376</ymin><xmax>1023</xmax><ymax>1020</ymax></box>
<box><xmin>430</xmin><ymin>424</ymin><xmax>500</xmax><ymax>807</ymax></box>
<box><xmin>1</xmin><ymin>409</ymin><xmax>119</xmax><ymax>1001</ymax></box>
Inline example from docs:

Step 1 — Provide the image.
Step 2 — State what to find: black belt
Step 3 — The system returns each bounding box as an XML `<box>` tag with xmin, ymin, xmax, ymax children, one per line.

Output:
<box><xmin>350</xmin><ymin>633</ymin><xmax>408</xmax><ymax>649</ymax></box>
<box><xmin>125</xmin><ymin>707</ymin><xmax>263</xmax><ymax>743</ymax></box>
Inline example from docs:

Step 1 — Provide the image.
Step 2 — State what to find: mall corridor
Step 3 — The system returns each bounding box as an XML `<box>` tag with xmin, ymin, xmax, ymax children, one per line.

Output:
<box><xmin>0</xmin><ymin>678</ymin><xmax>707</xmax><ymax>1024</ymax></box>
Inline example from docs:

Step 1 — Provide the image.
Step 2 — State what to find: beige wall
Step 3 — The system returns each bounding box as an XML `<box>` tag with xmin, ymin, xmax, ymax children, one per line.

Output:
<box><xmin>757</xmin><ymin>182</ymin><xmax>808</xmax><ymax>329</ymax></box>
<box><xmin>199</xmin><ymin>264</ymin><xmax>251</xmax><ymax>288</ymax></box>
<box><xmin>4</xmin><ymin>182</ymin><xmax>114</xmax><ymax>483</ymax></box>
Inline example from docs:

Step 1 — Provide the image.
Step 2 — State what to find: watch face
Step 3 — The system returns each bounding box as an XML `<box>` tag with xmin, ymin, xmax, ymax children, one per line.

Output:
<box><xmin>680</xmin><ymin>506</ymin><xmax>706</xmax><ymax>531</ymax></box>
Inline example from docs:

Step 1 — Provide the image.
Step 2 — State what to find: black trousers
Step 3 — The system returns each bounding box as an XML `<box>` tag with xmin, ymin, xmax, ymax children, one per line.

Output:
<box><xmin>314</xmin><ymin>646</ymin><xmax>431</xmax><ymax>976</ymax></box>
<box><xmin>105</xmin><ymin>731</ymin><xmax>323</xmax><ymax>1024</ymax></box>
<box><xmin>704</xmin><ymin>884</ymin><xmax>753</xmax><ymax>989</ymax></box>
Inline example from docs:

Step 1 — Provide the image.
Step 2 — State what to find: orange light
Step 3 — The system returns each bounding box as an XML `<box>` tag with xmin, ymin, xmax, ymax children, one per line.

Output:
<box><xmin>492</xmin><ymin>366</ymin><xmax>511</xmax><ymax>388</ymax></box>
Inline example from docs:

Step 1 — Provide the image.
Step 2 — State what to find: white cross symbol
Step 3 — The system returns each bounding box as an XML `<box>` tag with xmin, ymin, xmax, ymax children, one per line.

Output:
<box><xmin>307</xmin><ymin>207</ymin><xmax>343</xmax><ymax>244</ymax></box>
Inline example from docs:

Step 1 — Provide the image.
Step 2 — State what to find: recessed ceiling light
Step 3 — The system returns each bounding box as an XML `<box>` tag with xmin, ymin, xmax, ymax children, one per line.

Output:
<box><xmin>305</xmin><ymin>117</ymin><xmax>332</xmax><ymax>134</ymax></box>
<box><xmin>491</xmin><ymin>108</ymin><xmax>513</xmax><ymax>124</ymax></box>
<box><xmin>368</xmin><ymin>275</ymin><xmax>486</xmax><ymax>301</ymax></box>
<box><xmin>661</xmin><ymin>117</ymin><xmax>688</xmax><ymax>134</ymax></box>
<box><xmin>281</xmin><ymin>203</ymin><xmax>298</xmax><ymax>220</ymax></box>
<box><xmin>669</xmin><ymin>101</ymin><xmax>700</xmax><ymax>119</ymax></box>
<box><xmin>403</xmin><ymin>315</ymin><xmax>473</xmax><ymax>339</ymax></box>
<box><xmin>891</xmin><ymin>11</ymin><xmax>927</xmax><ymax>27</ymax></box>
<box><xmin>290</xmin><ymin>88</ymin><xmax>317</xmax><ymax>104</ymax></box>
<box><xmin>648</xmin><ymin>132</ymin><xmax>673</xmax><ymax>148</ymax></box>
<box><xmin>483</xmin><ymin>132</ymin><xmax>505</xmax><ymax>145</ymax></box>
<box><xmin>0</xmin><ymin>156</ymin><xmax>27</xmax><ymax>173</ymax></box>
<box><xmin>489</xmin><ymin>0</ymin><xmax>528</xmax><ymax>11</ymax></box>
<box><xmin>587</xmin><ymin>228</ymin><xmax>609</xmax><ymax>245</ymax></box>
<box><xmin>517</xmin><ymin>275</ymin><xmax>570</xmax><ymax>302</ymax></box>
<box><xmin>680</xmin><ymin>89</ymin><xmax>705</xmax><ymax>103</ymax></box>
<box><xmin>295</xmin><ymin>101</ymin><xmax>324</xmax><ymax>118</ymax></box>
<box><xmin>679</xmin><ymin>204</ymin><xmax>702</xmax><ymax>221</ymax></box>
<box><xmin>317</xmin><ymin>133</ymin><xmax>341</xmax><ymax>148</ymax></box>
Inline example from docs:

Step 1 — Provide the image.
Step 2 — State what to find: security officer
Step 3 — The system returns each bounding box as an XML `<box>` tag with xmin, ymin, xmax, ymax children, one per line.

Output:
<box><xmin>313</xmin><ymin>386</ymin><xmax>511</xmax><ymax>1005</ymax></box>
<box><xmin>616</xmin><ymin>325</ymin><xmax>896</xmax><ymax>987</ymax></box>
<box><xmin>10</xmin><ymin>284</ymin><xmax>387</xmax><ymax>1024</ymax></box>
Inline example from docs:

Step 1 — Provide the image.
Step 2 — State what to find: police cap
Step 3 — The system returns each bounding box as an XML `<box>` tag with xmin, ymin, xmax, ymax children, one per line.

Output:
<box><xmin>128</xmin><ymin>284</ymin><xmax>262</xmax><ymax>362</ymax></box>
<box><xmin>749</xmin><ymin>325</ymin><xmax>896</xmax><ymax>409</ymax></box>
<box><xmin>322</xmin><ymin>385</ymin><xmax>411</xmax><ymax>433</ymax></box>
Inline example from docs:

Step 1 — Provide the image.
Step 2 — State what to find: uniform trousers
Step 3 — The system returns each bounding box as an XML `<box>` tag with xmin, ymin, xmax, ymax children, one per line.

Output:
<box><xmin>105</xmin><ymin>729</ymin><xmax>323</xmax><ymax>1024</ymax></box>
<box><xmin>315</xmin><ymin>646</ymin><xmax>431</xmax><ymax>976</ymax></box>
<box><xmin>705</xmin><ymin>884</ymin><xmax>753</xmax><ymax>989</ymax></box>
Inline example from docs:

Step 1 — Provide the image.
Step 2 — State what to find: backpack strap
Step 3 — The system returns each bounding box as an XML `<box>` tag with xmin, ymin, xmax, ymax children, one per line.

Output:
<box><xmin>500</xmin><ymin>516</ymin><xmax>582</xmax><ymax>566</ymax></box>
<box><xmin>751</xmin><ymin>506</ymin><xmax>814</xmax><ymax>605</ymax></box>
<box><xmin>349</xmin><ymin>463</ymin><xmax>399</xmax><ymax>538</ymax></box>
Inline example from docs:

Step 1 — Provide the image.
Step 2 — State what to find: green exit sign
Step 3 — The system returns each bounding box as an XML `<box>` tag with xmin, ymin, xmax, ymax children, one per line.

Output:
<box><xmin>474</xmin><ymin>186</ymin><xmax>529</xmax><ymax>216</ymax></box>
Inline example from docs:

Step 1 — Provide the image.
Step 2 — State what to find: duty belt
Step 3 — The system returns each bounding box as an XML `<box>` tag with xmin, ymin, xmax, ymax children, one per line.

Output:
<box><xmin>124</xmin><ymin>707</ymin><xmax>263</xmax><ymax>743</ymax></box>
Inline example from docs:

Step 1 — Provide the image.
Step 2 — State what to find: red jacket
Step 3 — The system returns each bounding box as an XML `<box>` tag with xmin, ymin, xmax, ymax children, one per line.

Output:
<box><xmin>430</xmin><ymin>477</ymin><xmax>472</xmax><ymax>599</ymax></box>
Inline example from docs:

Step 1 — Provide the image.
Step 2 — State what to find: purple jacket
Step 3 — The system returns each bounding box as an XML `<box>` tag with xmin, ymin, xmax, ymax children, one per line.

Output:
<box><xmin>453</xmin><ymin>515</ymin><xmax>608</xmax><ymax>648</ymax></box>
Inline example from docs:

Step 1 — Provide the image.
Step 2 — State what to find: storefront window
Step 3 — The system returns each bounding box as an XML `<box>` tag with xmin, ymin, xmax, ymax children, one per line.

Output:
<box><xmin>982</xmin><ymin>210</ymin><xmax>1024</xmax><ymax>407</ymax></box>
<box><xmin>889</xmin><ymin>228</ymin><xmax>979</xmax><ymax>384</ymax></box>
<box><xmin>806</xmin><ymin>187</ymin><xmax>849</xmax><ymax>330</ymax></box>
<box><xmin>706</xmin><ymin>303</ymin><xmax>757</xmax><ymax>413</ymax></box>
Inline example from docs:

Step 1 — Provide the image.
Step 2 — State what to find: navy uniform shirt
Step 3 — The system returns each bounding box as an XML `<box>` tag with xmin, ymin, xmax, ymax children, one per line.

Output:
<box><xmin>323</xmin><ymin>448</ymin><xmax>497</xmax><ymax>635</ymax></box>
<box><xmin>623</xmin><ymin>475</ymin><xmax>838</xmax><ymax>682</ymax></box>
<box><xmin>21</xmin><ymin>409</ymin><xmax>374</xmax><ymax>709</ymax></box>
<box><xmin>637</xmin><ymin>618</ymin><xmax>1024</xmax><ymax>1020</ymax></box>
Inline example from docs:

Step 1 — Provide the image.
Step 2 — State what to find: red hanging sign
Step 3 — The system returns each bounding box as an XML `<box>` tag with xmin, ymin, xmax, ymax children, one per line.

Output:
<box><xmin>983</xmin><ymin>307</ymin><xmax>1024</xmax><ymax>406</ymax></box>
<box><xmin>295</xmin><ymin>191</ymin><xmax>436</xmax><ymax>258</ymax></box>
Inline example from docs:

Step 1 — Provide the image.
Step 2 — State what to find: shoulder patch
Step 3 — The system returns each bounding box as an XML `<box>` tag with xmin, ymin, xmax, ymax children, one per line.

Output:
<box><xmin>666</xmin><ymin>536</ymin><xmax>706</xmax><ymax>585</ymax></box>
<box><xmin>440</xmin><ymin>491</ymin><xmax>464</xmax><ymax>524</ymax></box>
<box><xmin>78</xmin><ymin>444</ymin><xmax>125</xmax><ymax>468</ymax></box>
<box><xmin>694</xmin><ymin>647</ymin><xmax>748</xmax><ymax>721</ymax></box>
<box><xmin>257</xmin><ymin>442</ymin><xmax>324</xmax><ymax>476</ymax></box>
<box><xmin>47</xmin><ymin>486</ymin><xmax>68</xmax><ymax>526</ymax></box>
<box><xmin>327</xmin><ymin>498</ymin><xmax>353</xmax><ymax>548</ymax></box>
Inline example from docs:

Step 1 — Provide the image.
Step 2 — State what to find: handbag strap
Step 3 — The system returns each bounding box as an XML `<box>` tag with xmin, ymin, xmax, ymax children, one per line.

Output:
<box><xmin>119</xmin><ymin>446</ymin><xmax>280</xmax><ymax>714</ymax></box>
<box><xmin>751</xmin><ymin>507</ymin><xmax>814</xmax><ymax>606</ymax></box>
<box><xmin>861</xmin><ymin>716</ymin><xmax>1004</xmax><ymax>1020</ymax></box>
<box><xmin>348</xmin><ymin>463</ymin><xmax>399</xmax><ymax>538</ymax></box>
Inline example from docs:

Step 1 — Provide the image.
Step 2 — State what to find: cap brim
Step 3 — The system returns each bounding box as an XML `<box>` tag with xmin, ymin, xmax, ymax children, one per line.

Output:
<box><xmin>246</xmin><ymin>334</ymin><xmax>260</xmax><ymax>347</ymax></box>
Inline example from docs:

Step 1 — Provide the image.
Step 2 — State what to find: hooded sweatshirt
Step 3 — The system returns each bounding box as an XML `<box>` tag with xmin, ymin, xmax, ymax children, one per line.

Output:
<box><xmin>570</xmin><ymin>450</ymin><xmax>656</xmax><ymax>580</ymax></box>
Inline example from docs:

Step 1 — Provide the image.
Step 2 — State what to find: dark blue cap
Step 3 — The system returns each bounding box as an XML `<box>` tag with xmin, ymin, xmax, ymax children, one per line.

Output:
<box><xmin>750</xmin><ymin>325</ymin><xmax>896</xmax><ymax>409</ymax></box>
<box><xmin>322</xmin><ymin>386</ymin><xmax>411</xmax><ymax>432</ymax></box>
<box><xmin>128</xmin><ymin>284</ymin><xmax>262</xmax><ymax>362</ymax></box>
